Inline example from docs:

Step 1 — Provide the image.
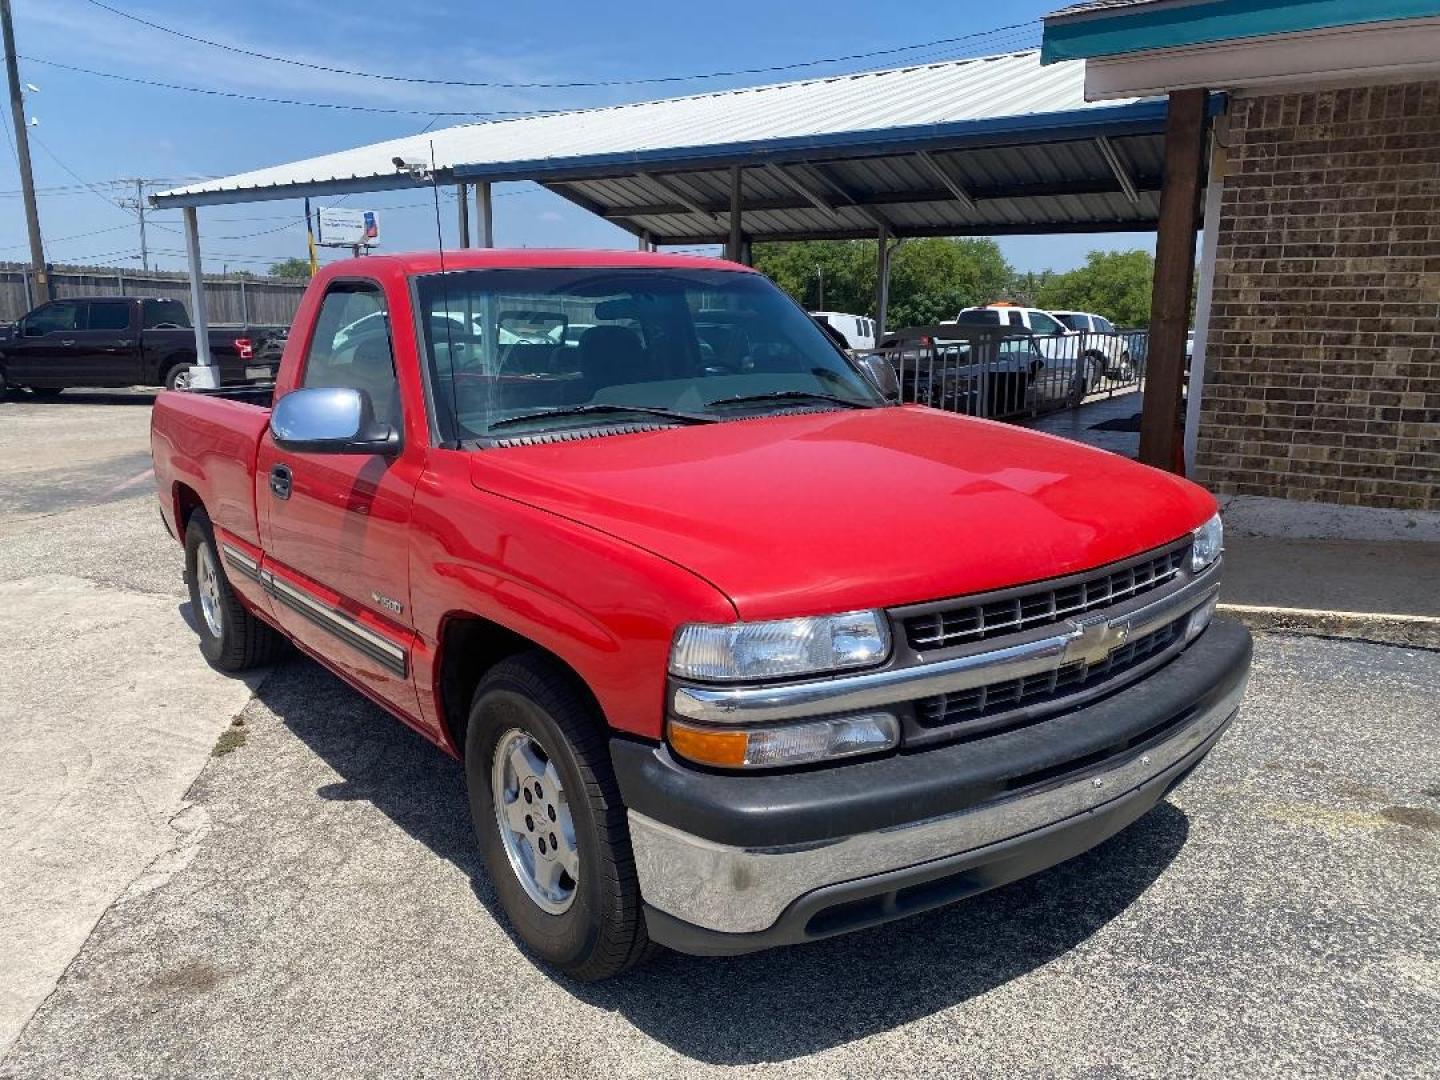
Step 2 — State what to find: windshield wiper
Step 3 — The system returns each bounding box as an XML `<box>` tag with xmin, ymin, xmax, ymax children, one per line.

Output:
<box><xmin>487</xmin><ymin>403</ymin><xmax>717</xmax><ymax>431</ymax></box>
<box><xmin>704</xmin><ymin>390</ymin><xmax>876</xmax><ymax>410</ymax></box>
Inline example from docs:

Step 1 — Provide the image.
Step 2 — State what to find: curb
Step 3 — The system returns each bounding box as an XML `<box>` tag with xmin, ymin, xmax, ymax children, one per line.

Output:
<box><xmin>1218</xmin><ymin>602</ymin><xmax>1440</xmax><ymax>649</ymax></box>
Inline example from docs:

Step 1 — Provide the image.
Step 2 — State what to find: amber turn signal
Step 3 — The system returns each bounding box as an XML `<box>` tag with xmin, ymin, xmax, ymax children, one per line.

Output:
<box><xmin>667</xmin><ymin>713</ymin><xmax>899</xmax><ymax>769</ymax></box>
<box><xmin>667</xmin><ymin>720</ymin><xmax>750</xmax><ymax>768</ymax></box>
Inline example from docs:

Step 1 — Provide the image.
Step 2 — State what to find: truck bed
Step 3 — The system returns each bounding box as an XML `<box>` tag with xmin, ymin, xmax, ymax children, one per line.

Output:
<box><xmin>151</xmin><ymin>388</ymin><xmax>272</xmax><ymax>549</ymax></box>
<box><xmin>188</xmin><ymin>383</ymin><xmax>277</xmax><ymax>408</ymax></box>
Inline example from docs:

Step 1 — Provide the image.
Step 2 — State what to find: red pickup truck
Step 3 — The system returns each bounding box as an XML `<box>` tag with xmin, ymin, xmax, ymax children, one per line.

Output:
<box><xmin>151</xmin><ymin>250</ymin><xmax>1249</xmax><ymax>980</ymax></box>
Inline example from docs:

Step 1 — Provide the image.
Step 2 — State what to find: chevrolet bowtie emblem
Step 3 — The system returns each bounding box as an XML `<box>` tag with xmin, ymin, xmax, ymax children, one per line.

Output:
<box><xmin>1063</xmin><ymin>615</ymin><xmax>1131</xmax><ymax>667</ymax></box>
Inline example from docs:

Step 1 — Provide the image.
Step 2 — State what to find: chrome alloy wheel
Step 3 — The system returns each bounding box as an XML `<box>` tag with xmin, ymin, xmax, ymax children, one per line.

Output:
<box><xmin>491</xmin><ymin>728</ymin><xmax>579</xmax><ymax>914</ymax></box>
<box><xmin>195</xmin><ymin>542</ymin><xmax>224</xmax><ymax>638</ymax></box>
<box><xmin>171</xmin><ymin>368</ymin><xmax>191</xmax><ymax>390</ymax></box>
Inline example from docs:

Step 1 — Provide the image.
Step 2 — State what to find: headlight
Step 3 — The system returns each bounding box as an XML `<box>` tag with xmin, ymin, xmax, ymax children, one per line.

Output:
<box><xmin>668</xmin><ymin>712</ymin><xmax>899</xmax><ymax>769</ymax></box>
<box><xmin>670</xmin><ymin>611</ymin><xmax>890</xmax><ymax>682</ymax></box>
<box><xmin>1192</xmin><ymin>513</ymin><xmax>1223</xmax><ymax>573</ymax></box>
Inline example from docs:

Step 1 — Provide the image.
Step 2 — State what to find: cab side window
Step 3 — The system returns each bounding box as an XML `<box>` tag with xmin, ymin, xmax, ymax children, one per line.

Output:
<box><xmin>25</xmin><ymin>302</ymin><xmax>82</xmax><ymax>335</ymax></box>
<box><xmin>87</xmin><ymin>301</ymin><xmax>131</xmax><ymax>332</ymax></box>
<box><xmin>301</xmin><ymin>282</ymin><xmax>400</xmax><ymax>425</ymax></box>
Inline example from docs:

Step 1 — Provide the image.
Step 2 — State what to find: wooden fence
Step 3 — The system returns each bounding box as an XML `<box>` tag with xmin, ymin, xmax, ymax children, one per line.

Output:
<box><xmin>0</xmin><ymin>262</ymin><xmax>306</xmax><ymax>325</ymax></box>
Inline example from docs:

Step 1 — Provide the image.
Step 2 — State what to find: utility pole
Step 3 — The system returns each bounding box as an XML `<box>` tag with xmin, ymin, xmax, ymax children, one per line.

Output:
<box><xmin>1</xmin><ymin>0</ymin><xmax>48</xmax><ymax>300</ymax></box>
<box><xmin>117</xmin><ymin>178</ymin><xmax>150</xmax><ymax>271</ymax></box>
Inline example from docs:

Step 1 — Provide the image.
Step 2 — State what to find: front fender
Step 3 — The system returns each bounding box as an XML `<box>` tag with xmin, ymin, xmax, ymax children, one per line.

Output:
<box><xmin>408</xmin><ymin>454</ymin><xmax>736</xmax><ymax>743</ymax></box>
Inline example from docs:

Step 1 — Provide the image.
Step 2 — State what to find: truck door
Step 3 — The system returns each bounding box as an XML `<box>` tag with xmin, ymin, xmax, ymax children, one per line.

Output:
<box><xmin>5</xmin><ymin>300</ymin><xmax>85</xmax><ymax>386</ymax></box>
<box><xmin>72</xmin><ymin>299</ymin><xmax>141</xmax><ymax>386</ymax></box>
<box><xmin>255</xmin><ymin>278</ymin><xmax>423</xmax><ymax>718</ymax></box>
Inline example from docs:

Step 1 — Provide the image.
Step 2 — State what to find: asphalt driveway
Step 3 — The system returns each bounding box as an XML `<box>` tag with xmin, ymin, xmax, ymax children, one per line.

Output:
<box><xmin>1</xmin><ymin>393</ymin><xmax>1437</xmax><ymax>1078</ymax></box>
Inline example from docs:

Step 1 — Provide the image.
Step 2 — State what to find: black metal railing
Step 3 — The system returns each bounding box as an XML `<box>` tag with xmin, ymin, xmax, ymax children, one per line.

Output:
<box><xmin>863</xmin><ymin>324</ymin><xmax>1148</xmax><ymax>421</ymax></box>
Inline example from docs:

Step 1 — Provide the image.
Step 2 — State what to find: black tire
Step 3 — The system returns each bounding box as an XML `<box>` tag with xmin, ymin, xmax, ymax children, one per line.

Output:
<box><xmin>0</xmin><ymin>367</ymin><xmax>9</xmax><ymax>399</ymax></box>
<box><xmin>465</xmin><ymin>654</ymin><xmax>655</xmax><ymax>981</ymax></box>
<box><xmin>184</xmin><ymin>510</ymin><xmax>282</xmax><ymax>671</ymax></box>
<box><xmin>163</xmin><ymin>362</ymin><xmax>193</xmax><ymax>392</ymax></box>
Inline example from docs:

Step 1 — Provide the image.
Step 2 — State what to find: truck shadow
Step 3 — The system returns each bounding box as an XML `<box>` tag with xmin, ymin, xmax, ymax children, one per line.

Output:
<box><xmin>260</xmin><ymin>655</ymin><xmax>1190</xmax><ymax>1066</ymax></box>
<box><xmin>2</xmin><ymin>389</ymin><xmax>158</xmax><ymax>406</ymax></box>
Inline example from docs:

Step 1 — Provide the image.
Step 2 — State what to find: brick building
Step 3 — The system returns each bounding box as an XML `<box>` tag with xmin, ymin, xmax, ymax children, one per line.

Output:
<box><xmin>1044</xmin><ymin>0</ymin><xmax>1440</xmax><ymax>512</ymax></box>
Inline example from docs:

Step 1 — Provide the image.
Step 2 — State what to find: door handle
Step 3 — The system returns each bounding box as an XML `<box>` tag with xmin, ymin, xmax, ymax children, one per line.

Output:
<box><xmin>60</xmin><ymin>339</ymin><xmax>76</xmax><ymax>346</ymax></box>
<box><xmin>269</xmin><ymin>464</ymin><xmax>292</xmax><ymax>500</ymax></box>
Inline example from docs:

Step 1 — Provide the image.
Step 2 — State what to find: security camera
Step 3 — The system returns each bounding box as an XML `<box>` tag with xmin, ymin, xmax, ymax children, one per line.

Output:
<box><xmin>392</xmin><ymin>156</ymin><xmax>430</xmax><ymax>180</ymax></box>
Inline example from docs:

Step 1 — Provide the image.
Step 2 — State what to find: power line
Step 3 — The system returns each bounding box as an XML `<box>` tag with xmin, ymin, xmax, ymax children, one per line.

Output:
<box><xmin>80</xmin><ymin>0</ymin><xmax>1037</xmax><ymax>90</ymax></box>
<box><xmin>18</xmin><ymin>55</ymin><xmax>554</xmax><ymax>117</ymax></box>
<box><xmin>0</xmin><ymin>220</ymin><xmax>132</xmax><ymax>251</ymax></box>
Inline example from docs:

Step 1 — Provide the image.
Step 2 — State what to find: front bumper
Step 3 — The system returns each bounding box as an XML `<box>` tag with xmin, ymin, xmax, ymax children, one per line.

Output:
<box><xmin>613</xmin><ymin>616</ymin><xmax>1251</xmax><ymax>955</ymax></box>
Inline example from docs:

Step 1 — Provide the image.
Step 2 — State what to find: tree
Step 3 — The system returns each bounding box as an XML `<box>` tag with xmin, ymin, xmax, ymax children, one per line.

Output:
<box><xmin>1034</xmin><ymin>249</ymin><xmax>1154</xmax><ymax>327</ymax></box>
<box><xmin>267</xmin><ymin>257</ymin><xmax>312</xmax><ymax>281</ymax></box>
<box><xmin>751</xmin><ymin>240</ymin><xmax>873</xmax><ymax>315</ymax></box>
<box><xmin>752</xmin><ymin>237</ymin><xmax>1013</xmax><ymax>327</ymax></box>
<box><xmin>885</xmin><ymin>238</ymin><xmax>1011</xmax><ymax>327</ymax></box>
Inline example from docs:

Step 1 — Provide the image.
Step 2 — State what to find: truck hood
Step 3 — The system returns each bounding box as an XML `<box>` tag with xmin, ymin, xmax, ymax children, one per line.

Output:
<box><xmin>469</xmin><ymin>406</ymin><xmax>1215</xmax><ymax>621</ymax></box>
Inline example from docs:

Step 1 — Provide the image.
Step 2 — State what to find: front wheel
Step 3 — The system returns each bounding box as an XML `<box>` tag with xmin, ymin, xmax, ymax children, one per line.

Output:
<box><xmin>465</xmin><ymin>654</ymin><xmax>654</xmax><ymax>981</ymax></box>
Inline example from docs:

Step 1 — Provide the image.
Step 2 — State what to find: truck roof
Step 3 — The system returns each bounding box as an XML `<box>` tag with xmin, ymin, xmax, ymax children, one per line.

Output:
<box><xmin>321</xmin><ymin>249</ymin><xmax>752</xmax><ymax>275</ymax></box>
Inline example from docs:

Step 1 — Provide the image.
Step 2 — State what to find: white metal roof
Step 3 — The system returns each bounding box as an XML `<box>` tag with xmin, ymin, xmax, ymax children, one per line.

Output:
<box><xmin>153</xmin><ymin>50</ymin><xmax>1147</xmax><ymax>208</ymax></box>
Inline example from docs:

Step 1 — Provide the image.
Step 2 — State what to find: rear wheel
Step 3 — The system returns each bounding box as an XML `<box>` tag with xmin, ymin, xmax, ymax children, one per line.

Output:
<box><xmin>184</xmin><ymin>510</ymin><xmax>282</xmax><ymax>671</ymax></box>
<box><xmin>164</xmin><ymin>362</ymin><xmax>193</xmax><ymax>391</ymax></box>
<box><xmin>465</xmin><ymin>654</ymin><xmax>655</xmax><ymax>981</ymax></box>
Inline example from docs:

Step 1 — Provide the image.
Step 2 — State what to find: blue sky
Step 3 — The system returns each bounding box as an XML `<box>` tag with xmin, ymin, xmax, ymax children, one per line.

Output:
<box><xmin>2</xmin><ymin>0</ymin><xmax>1153</xmax><ymax>278</ymax></box>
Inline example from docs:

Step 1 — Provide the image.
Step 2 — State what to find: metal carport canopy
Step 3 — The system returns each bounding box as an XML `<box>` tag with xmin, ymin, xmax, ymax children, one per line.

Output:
<box><xmin>151</xmin><ymin>50</ymin><xmax>1187</xmax><ymax>244</ymax></box>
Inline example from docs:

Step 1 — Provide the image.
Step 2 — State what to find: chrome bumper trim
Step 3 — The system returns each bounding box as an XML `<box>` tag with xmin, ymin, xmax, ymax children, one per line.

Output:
<box><xmin>631</xmin><ymin>678</ymin><xmax>1243</xmax><ymax>934</ymax></box>
<box><xmin>672</xmin><ymin>567</ymin><xmax>1221</xmax><ymax>725</ymax></box>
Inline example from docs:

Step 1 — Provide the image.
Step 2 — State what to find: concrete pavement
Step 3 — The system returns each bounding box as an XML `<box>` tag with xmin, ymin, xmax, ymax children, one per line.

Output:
<box><xmin>0</xmin><ymin>392</ymin><xmax>268</xmax><ymax>1051</ymax></box>
<box><xmin>2</xmin><ymin>633</ymin><xmax>1436</xmax><ymax>1078</ymax></box>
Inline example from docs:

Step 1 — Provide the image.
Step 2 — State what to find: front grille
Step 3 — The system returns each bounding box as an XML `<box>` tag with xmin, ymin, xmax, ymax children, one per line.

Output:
<box><xmin>904</xmin><ymin>544</ymin><xmax>1188</xmax><ymax>652</ymax></box>
<box><xmin>916</xmin><ymin>618</ymin><xmax>1185</xmax><ymax>733</ymax></box>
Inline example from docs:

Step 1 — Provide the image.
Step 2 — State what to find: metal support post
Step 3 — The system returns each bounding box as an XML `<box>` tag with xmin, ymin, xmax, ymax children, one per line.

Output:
<box><xmin>182</xmin><ymin>206</ymin><xmax>217</xmax><ymax>388</ymax></box>
<box><xmin>728</xmin><ymin>167</ymin><xmax>744</xmax><ymax>263</ymax></box>
<box><xmin>457</xmin><ymin>182</ymin><xmax>471</xmax><ymax>248</ymax></box>
<box><xmin>875</xmin><ymin>224</ymin><xmax>893</xmax><ymax>342</ymax></box>
<box><xmin>475</xmin><ymin>181</ymin><xmax>494</xmax><ymax>247</ymax></box>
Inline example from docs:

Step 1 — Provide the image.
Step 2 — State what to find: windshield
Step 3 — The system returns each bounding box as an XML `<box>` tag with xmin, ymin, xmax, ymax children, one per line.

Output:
<box><xmin>414</xmin><ymin>267</ymin><xmax>884</xmax><ymax>442</ymax></box>
<box><xmin>1055</xmin><ymin>314</ymin><xmax>1088</xmax><ymax>331</ymax></box>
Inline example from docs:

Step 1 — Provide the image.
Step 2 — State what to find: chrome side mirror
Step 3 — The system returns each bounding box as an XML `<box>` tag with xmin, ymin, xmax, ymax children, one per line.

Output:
<box><xmin>270</xmin><ymin>386</ymin><xmax>399</xmax><ymax>455</ymax></box>
<box><xmin>853</xmin><ymin>353</ymin><xmax>900</xmax><ymax>401</ymax></box>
